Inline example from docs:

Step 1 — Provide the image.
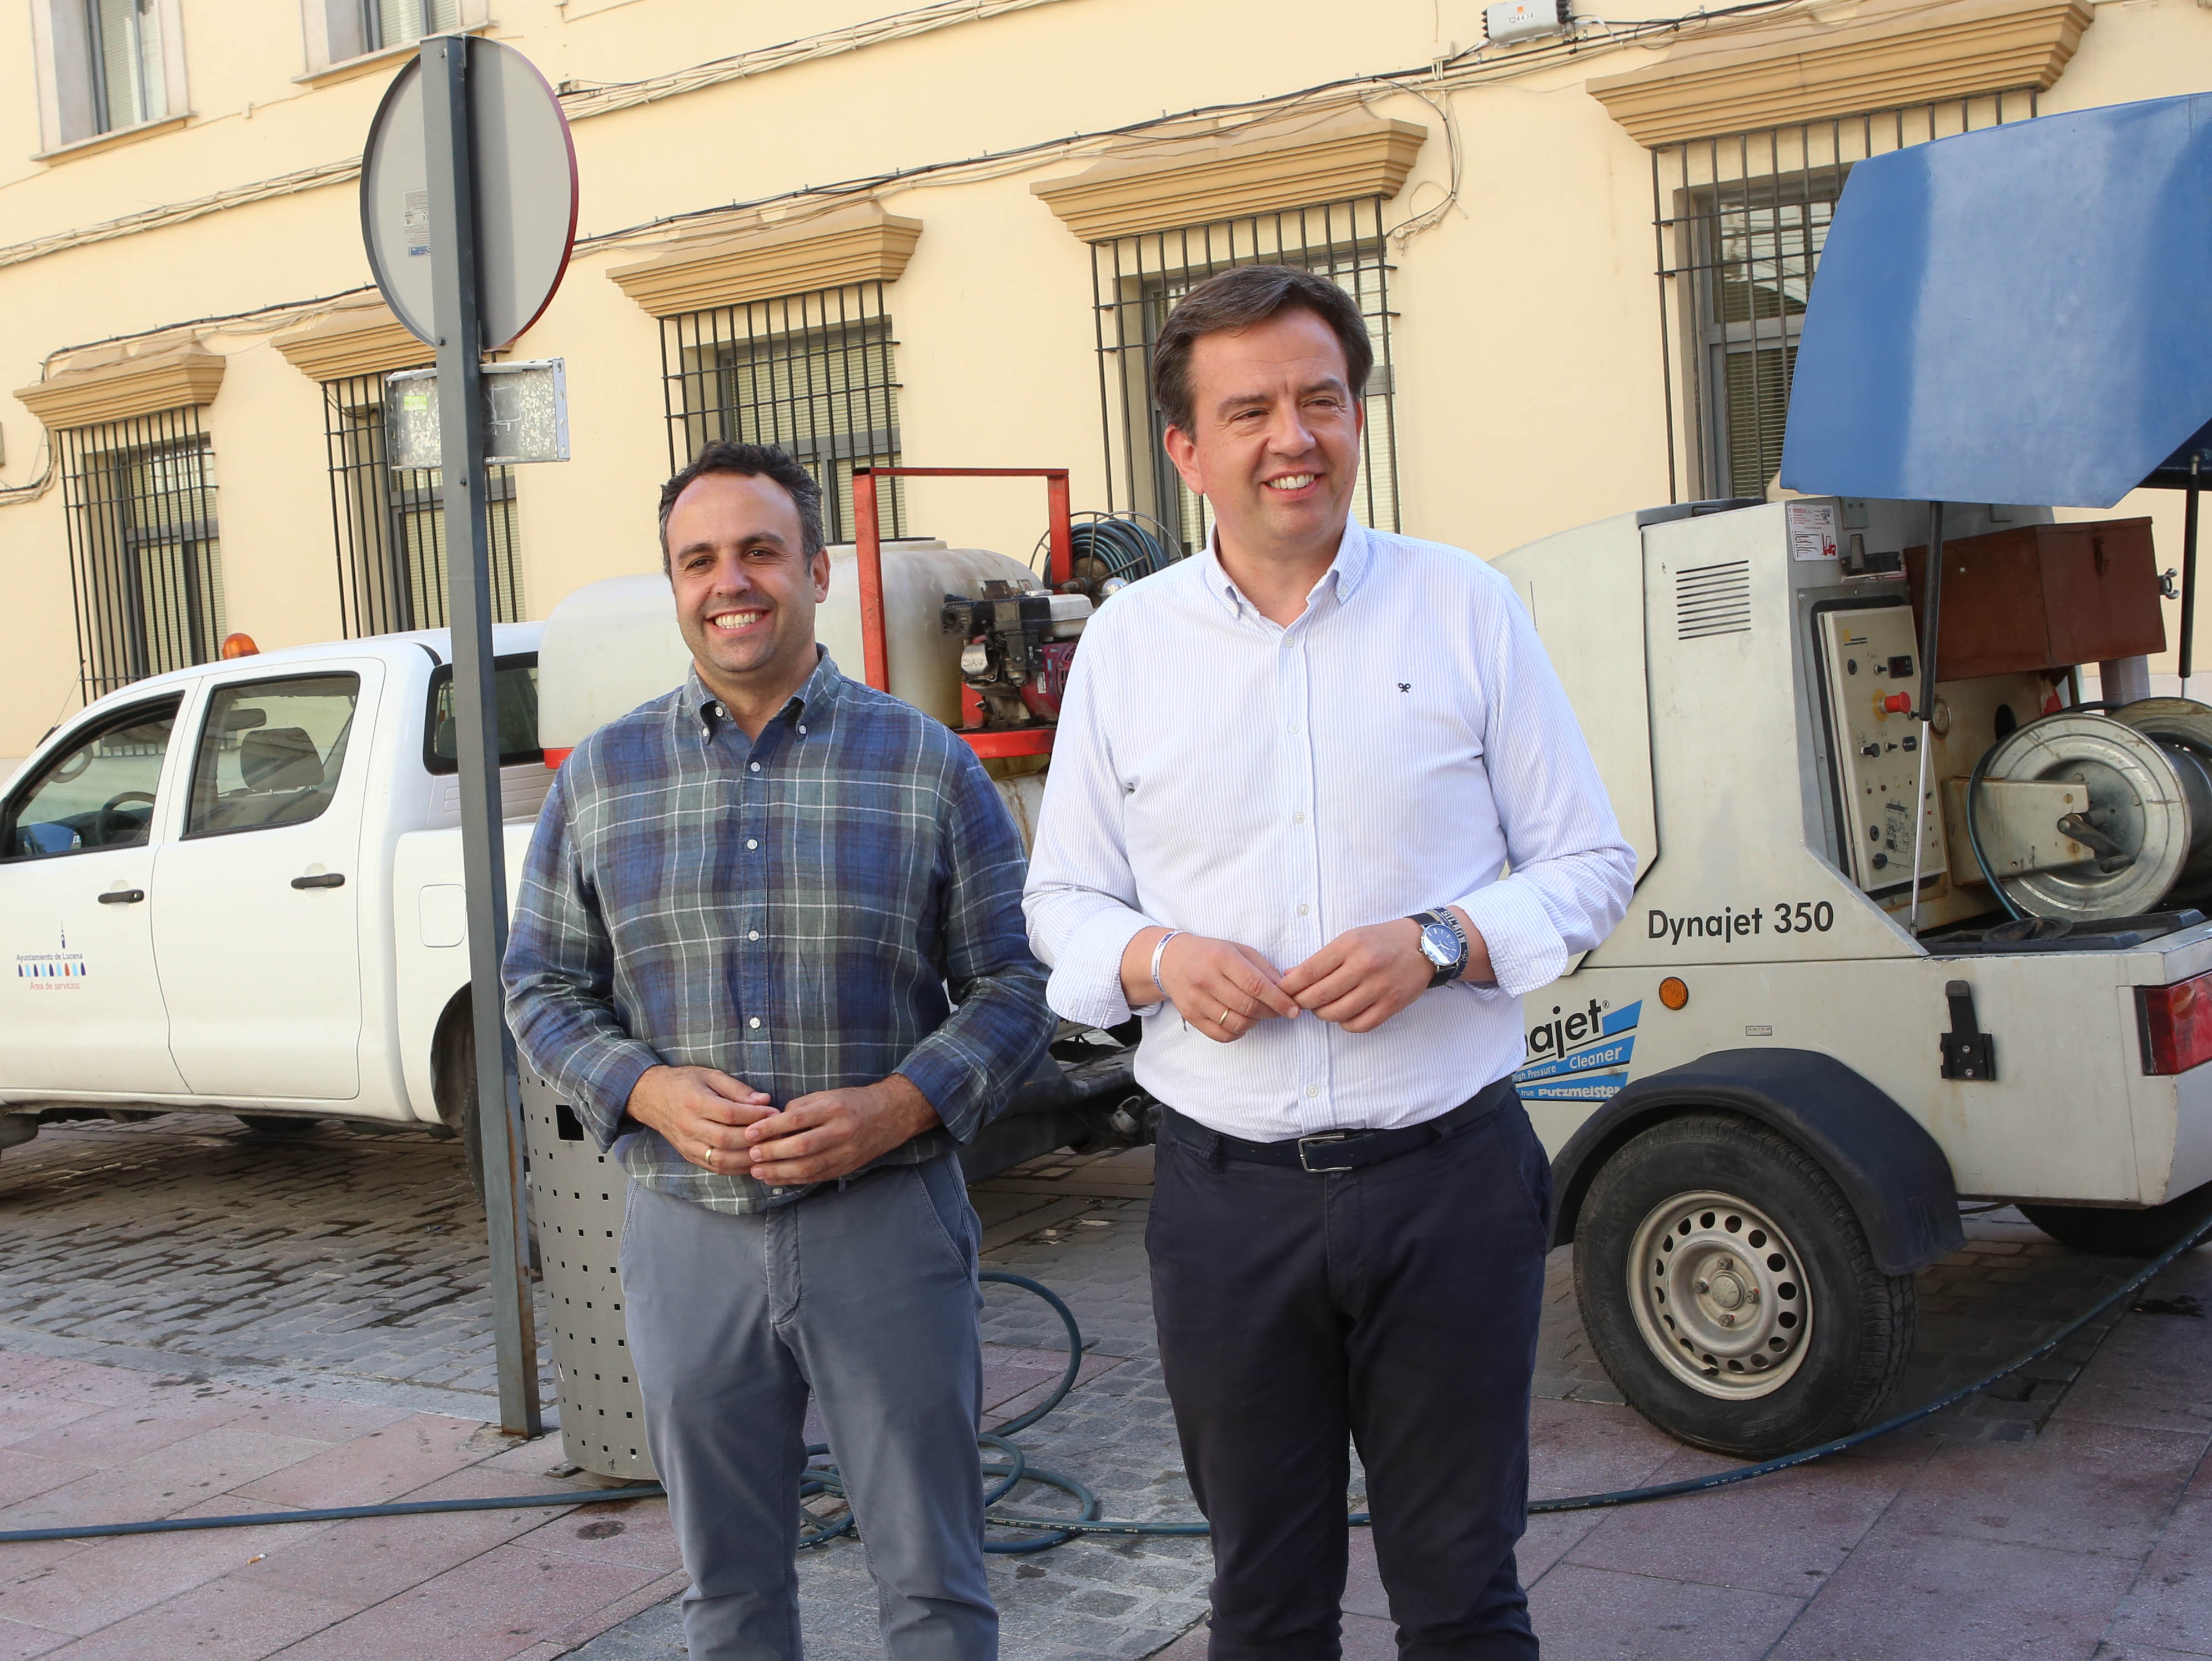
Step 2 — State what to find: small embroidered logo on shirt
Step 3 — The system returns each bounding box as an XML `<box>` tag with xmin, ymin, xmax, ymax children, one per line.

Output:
<box><xmin>1397</xmin><ymin>683</ymin><xmax>1411</xmax><ymax>693</ymax></box>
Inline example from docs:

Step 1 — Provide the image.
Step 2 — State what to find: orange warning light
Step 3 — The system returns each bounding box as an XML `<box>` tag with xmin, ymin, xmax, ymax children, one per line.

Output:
<box><xmin>220</xmin><ymin>633</ymin><xmax>260</xmax><ymax>660</ymax></box>
<box><xmin>1658</xmin><ymin>977</ymin><xmax>1690</xmax><ymax>1011</ymax></box>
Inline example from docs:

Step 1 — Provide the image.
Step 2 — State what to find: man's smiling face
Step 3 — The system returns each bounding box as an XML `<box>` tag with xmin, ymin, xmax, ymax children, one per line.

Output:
<box><xmin>665</xmin><ymin>470</ymin><xmax>831</xmax><ymax>706</ymax></box>
<box><xmin>1163</xmin><ymin>305</ymin><xmax>1364</xmax><ymax>566</ymax></box>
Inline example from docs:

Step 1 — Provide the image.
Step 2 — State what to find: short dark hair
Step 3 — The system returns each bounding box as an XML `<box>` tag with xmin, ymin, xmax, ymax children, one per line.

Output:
<box><xmin>1151</xmin><ymin>264</ymin><xmax>1373</xmax><ymax>437</ymax></box>
<box><xmin>657</xmin><ymin>440</ymin><xmax>826</xmax><ymax>574</ymax></box>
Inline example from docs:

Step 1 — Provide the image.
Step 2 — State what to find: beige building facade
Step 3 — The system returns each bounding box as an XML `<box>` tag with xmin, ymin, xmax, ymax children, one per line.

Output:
<box><xmin>2</xmin><ymin>0</ymin><xmax>2208</xmax><ymax>762</ymax></box>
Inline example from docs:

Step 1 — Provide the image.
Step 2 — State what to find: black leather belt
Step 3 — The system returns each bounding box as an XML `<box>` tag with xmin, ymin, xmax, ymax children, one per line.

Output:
<box><xmin>1160</xmin><ymin>1076</ymin><xmax>1516</xmax><ymax>1174</ymax></box>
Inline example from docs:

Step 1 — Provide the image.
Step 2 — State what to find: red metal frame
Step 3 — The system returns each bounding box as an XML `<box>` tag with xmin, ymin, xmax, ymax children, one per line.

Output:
<box><xmin>851</xmin><ymin>466</ymin><xmax>1072</xmax><ymax>758</ymax></box>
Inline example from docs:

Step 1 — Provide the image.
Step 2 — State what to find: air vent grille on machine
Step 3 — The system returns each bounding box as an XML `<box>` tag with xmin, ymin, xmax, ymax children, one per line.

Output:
<box><xmin>1675</xmin><ymin>560</ymin><xmax>1752</xmax><ymax>640</ymax></box>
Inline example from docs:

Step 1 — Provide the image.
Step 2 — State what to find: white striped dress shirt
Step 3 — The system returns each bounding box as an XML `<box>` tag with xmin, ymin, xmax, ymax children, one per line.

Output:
<box><xmin>1022</xmin><ymin>519</ymin><xmax>1636</xmax><ymax>1142</ymax></box>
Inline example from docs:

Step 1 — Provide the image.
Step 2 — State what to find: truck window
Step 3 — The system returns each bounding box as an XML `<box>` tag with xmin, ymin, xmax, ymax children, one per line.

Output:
<box><xmin>0</xmin><ymin>699</ymin><xmax>182</xmax><ymax>860</ymax></box>
<box><xmin>185</xmin><ymin>675</ymin><xmax>361</xmax><ymax>838</ymax></box>
<box><xmin>425</xmin><ymin>655</ymin><xmax>541</xmax><ymax>775</ymax></box>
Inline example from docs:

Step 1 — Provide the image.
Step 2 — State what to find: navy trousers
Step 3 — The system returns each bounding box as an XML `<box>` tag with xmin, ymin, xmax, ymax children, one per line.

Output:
<box><xmin>1147</xmin><ymin>1084</ymin><xmax>1550</xmax><ymax>1660</ymax></box>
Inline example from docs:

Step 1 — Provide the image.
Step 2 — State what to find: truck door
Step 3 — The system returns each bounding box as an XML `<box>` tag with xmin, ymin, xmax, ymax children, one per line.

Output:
<box><xmin>0</xmin><ymin>696</ymin><xmax>189</xmax><ymax>1096</ymax></box>
<box><xmin>152</xmin><ymin>668</ymin><xmax>371</xmax><ymax>1100</ymax></box>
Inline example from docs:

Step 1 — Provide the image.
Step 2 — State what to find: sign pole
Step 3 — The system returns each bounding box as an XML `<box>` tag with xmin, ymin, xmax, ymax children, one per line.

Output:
<box><xmin>423</xmin><ymin>31</ymin><xmax>542</xmax><ymax>1438</ymax></box>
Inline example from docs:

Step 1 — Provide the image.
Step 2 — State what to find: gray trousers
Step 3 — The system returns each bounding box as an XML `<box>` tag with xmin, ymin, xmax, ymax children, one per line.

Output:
<box><xmin>619</xmin><ymin>1156</ymin><xmax>997</xmax><ymax>1661</ymax></box>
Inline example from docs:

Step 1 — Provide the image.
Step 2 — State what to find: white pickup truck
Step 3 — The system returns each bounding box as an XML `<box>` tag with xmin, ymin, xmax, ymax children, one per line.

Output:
<box><xmin>0</xmin><ymin>625</ymin><xmax>551</xmax><ymax>1175</ymax></box>
<box><xmin>0</xmin><ymin>590</ymin><xmax>1134</xmax><ymax>1182</ymax></box>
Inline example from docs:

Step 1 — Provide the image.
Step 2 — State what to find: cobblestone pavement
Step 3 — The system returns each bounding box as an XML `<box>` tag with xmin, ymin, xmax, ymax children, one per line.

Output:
<box><xmin>0</xmin><ymin>1113</ymin><xmax>555</xmax><ymax>1407</ymax></box>
<box><xmin>0</xmin><ymin>1116</ymin><xmax>2198</xmax><ymax>1660</ymax></box>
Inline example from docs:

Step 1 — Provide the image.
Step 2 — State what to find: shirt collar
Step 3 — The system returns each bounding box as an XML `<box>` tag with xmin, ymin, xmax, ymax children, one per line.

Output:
<box><xmin>1199</xmin><ymin>517</ymin><xmax>1374</xmax><ymax>618</ymax></box>
<box><xmin>681</xmin><ymin>647</ymin><xmax>844</xmax><ymax>737</ymax></box>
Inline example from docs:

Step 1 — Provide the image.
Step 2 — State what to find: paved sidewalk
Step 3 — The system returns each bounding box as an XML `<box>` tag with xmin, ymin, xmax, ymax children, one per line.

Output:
<box><xmin>2</xmin><ymin>1118</ymin><xmax>2211</xmax><ymax>1658</ymax></box>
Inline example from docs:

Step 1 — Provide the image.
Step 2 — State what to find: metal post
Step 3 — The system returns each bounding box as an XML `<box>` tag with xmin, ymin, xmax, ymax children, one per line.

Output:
<box><xmin>2183</xmin><ymin>455</ymin><xmax>2201</xmax><ymax>701</ymax></box>
<box><xmin>424</xmin><ymin>31</ymin><xmax>541</xmax><ymax>1438</ymax></box>
<box><xmin>1909</xmin><ymin>501</ymin><xmax>1947</xmax><ymax>933</ymax></box>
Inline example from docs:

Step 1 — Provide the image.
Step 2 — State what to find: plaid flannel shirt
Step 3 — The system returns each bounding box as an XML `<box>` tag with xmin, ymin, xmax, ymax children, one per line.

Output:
<box><xmin>502</xmin><ymin>651</ymin><xmax>1052</xmax><ymax>1213</ymax></box>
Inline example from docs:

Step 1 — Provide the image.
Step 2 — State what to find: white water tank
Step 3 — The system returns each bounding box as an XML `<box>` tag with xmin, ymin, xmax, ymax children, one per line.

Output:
<box><xmin>536</xmin><ymin>540</ymin><xmax>1041</xmax><ymax>750</ymax></box>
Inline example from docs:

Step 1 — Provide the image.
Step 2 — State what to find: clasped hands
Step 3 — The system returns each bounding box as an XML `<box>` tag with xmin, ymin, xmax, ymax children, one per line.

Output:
<box><xmin>625</xmin><ymin>1065</ymin><xmax>938</xmax><ymax>1183</ymax></box>
<box><xmin>1133</xmin><ymin>914</ymin><xmax>1486</xmax><ymax>1044</ymax></box>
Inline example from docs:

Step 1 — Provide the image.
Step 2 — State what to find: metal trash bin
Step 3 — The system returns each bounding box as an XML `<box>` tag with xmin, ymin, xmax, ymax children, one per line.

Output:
<box><xmin>520</xmin><ymin>1066</ymin><xmax>655</xmax><ymax>1480</ymax></box>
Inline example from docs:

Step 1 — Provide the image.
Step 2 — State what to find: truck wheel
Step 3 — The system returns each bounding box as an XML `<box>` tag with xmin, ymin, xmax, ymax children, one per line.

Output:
<box><xmin>434</xmin><ymin>1012</ymin><xmax>487</xmax><ymax>1204</ymax></box>
<box><xmin>1574</xmin><ymin>1113</ymin><xmax>1916</xmax><ymax>1459</ymax></box>
<box><xmin>2019</xmin><ymin>1182</ymin><xmax>2212</xmax><ymax>1256</ymax></box>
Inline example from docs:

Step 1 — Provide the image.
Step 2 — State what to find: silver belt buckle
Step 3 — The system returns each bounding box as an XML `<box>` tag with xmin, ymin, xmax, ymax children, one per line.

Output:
<box><xmin>1298</xmin><ymin>1131</ymin><xmax>1359</xmax><ymax>1172</ymax></box>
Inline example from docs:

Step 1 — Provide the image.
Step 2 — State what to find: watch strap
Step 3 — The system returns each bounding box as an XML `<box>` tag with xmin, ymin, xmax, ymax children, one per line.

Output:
<box><xmin>1411</xmin><ymin>908</ymin><xmax>1469</xmax><ymax>988</ymax></box>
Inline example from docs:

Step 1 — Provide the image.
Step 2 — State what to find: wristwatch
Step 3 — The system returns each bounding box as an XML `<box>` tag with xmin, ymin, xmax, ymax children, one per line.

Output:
<box><xmin>1410</xmin><ymin>908</ymin><xmax>1469</xmax><ymax>989</ymax></box>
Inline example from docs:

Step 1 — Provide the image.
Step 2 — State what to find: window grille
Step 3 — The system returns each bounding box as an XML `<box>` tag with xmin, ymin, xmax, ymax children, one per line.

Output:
<box><xmin>58</xmin><ymin>407</ymin><xmax>224</xmax><ymax>702</ymax></box>
<box><xmin>1088</xmin><ymin>195</ymin><xmax>1400</xmax><ymax>555</ymax></box>
<box><xmin>1653</xmin><ymin>91</ymin><xmax>2038</xmax><ymax>504</ymax></box>
<box><xmin>658</xmin><ymin>283</ymin><xmax>905</xmax><ymax>545</ymax></box>
<box><xmin>87</xmin><ymin>0</ymin><xmax>165</xmax><ymax>134</ymax></box>
<box><xmin>320</xmin><ymin>373</ymin><xmax>525</xmax><ymax>638</ymax></box>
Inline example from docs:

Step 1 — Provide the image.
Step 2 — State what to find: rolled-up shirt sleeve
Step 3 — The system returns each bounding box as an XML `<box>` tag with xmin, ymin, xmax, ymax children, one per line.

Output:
<box><xmin>1451</xmin><ymin>583</ymin><xmax>1638</xmax><ymax>998</ymax></box>
<box><xmin>1022</xmin><ymin>633</ymin><xmax>1162</xmax><ymax>1029</ymax></box>
<box><xmin>501</xmin><ymin>768</ymin><xmax>662</xmax><ymax>1150</ymax></box>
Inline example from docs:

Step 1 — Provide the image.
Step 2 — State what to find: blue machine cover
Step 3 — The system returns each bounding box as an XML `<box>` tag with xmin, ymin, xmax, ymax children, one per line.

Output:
<box><xmin>1780</xmin><ymin>94</ymin><xmax>2212</xmax><ymax>509</ymax></box>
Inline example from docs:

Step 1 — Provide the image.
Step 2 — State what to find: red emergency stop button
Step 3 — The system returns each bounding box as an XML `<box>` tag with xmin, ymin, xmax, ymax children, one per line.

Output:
<box><xmin>1882</xmin><ymin>692</ymin><xmax>1912</xmax><ymax>714</ymax></box>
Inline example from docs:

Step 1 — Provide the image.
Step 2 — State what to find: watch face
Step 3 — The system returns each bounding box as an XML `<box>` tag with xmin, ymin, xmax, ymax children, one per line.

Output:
<box><xmin>1420</xmin><ymin>923</ymin><xmax>1460</xmax><ymax>968</ymax></box>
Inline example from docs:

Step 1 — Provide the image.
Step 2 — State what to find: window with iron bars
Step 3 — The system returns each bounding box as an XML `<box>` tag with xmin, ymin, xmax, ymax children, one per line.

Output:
<box><xmin>1653</xmin><ymin>90</ymin><xmax>2038</xmax><ymax>505</ymax></box>
<box><xmin>363</xmin><ymin>0</ymin><xmax>456</xmax><ymax>52</ymax></box>
<box><xmin>1088</xmin><ymin>195</ymin><xmax>1400</xmax><ymax>556</ymax></box>
<box><xmin>658</xmin><ymin>283</ymin><xmax>905</xmax><ymax>545</ymax></box>
<box><xmin>58</xmin><ymin>408</ymin><xmax>225</xmax><ymax>702</ymax></box>
<box><xmin>319</xmin><ymin>374</ymin><xmax>525</xmax><ymax>639</ymax></box>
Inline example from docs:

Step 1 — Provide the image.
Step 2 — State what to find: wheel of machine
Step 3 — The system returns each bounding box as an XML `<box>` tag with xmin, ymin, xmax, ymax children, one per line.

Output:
<box><xmin>1574</xmin><ymin>1113</ymin><xmax>1916</xmax><ymax>1458</ymax></box>
<box><xmin>236</xmin><ymin>1115</ymin><xmax>323</xmax><ymax>1136</ymax></box>
<box><xmin>2019</xmin><ymin>1180</ymin><xmax>2212</xmax><ymax>1256</ymax></box>
<box><xmin>434</xmin><ymin>1006</ymin><xmax>486</xmax><ymax>1203</ymax></box>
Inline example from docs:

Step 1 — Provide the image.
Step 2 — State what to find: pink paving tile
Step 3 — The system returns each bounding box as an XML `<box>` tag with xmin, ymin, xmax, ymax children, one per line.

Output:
<box><xmin>2050</xmin><ymin>1302</ymin><xmax>2212</xmax><ymax>1438</ymax></box>
<box><xmin>2096</xmin><ymin>1645</ymin><xmax>2212</xmax><ymax>1659</ymax></box>
<box><xmin>512</xmin><ymin>1495</ymin><xmax>682</xmax><ymax>1574</ymax></box>
<box><xmin>28</xmin><ymin>1576</ymin><xmax>349</xmax><ymax>1661</ymax></box>
<box><xmin>535</xmin><ymin>1567</ymin><xmax>688</xmax><ymax>1654</ymax></box>
<box><xmin>0</xmin><ymin>1618</ymin><xmax>69</xmax><ymax>1660</ymax></box>
<box><xmin>228</xmin><ymin>1414</ymin><xmax>483</xmax><ymax>1510</ymax></box>
<box><xmin>379</xmin><ymin>1461</ymin><xmax>596</xmax><ymax>1504</ymax></box>
<box><xmin>0</xmin><ymin>1496</ymin><xmax>332</xmax><ymax>1638</ymax></box>
<box><xmin>0</xmin><ymin>1360</ymin><xmax>162</xmax><ymax>1411</ymax></box>
<box><xmin>1562</xmin><ymin>1435</ymin><xmax>1932</xmax><ymax>1598</ymax></box>
<box><xmin>267</xmin><ymin>1539</ymin><xmax>662</xmax><ymax>1661</ymax></box>
<box><xmin>1883</xmin><ymin>1419</ymin><xmax>2203</xmax><ymax>1561</ymax></box>
<box><xmin>1338</xmin><ymin>1611</ymin><xmax>1400</xmax><ymax>1659</ymax></box>
<box><xmin>0</xmin><ymin>1401</ymin><xmax>104</xmax><ymax>1450</ymax></box>
<box><xmin>2106</xmin><ymin>1486</ymin><xmax>2212</xmax><ymax>1655</ymax></box>
<box><xmin>1769</xmin><ymin>1524</ymin><xmax>2140</xmax><ymax>1659</ymax></box>
<box><xmin>0</xmin><ymin>1454</ymin><xmax>97</xmax><ymax>1513</ymax></box>
<box><xmin>1521</xmin><ymin>1509</ymin><xmax>1611</xmax><ymax>1584</ymax></box>
<box><xmin>979</xmin><ymin>1346</ymin><xmax>1124</xmax><ymax>1428</ymax></box>
<box><xmin>1149</xmin><ymin>1620</ymin><xmax>1208</xmax><ymax>1659</ymax></box>
<box><xmin>217</xmin><ymin>1398</ymin><xmax>417</xmax><ymax>1447</ymax></box>
<box><xmin>238</xmin><ymin>1497</ymin><xmax>572</xmax><ymax>1608</ymax></box>
<box><xmin>5</xmin><ymin>1401</ymin><xmax>257</xmax><ymax>1469</ymax></box>
<box><xmin>1528</xmin><ymin>1398</ymin><xmax>1686</xmax><ymax>1502</ymax></box>
<box><xmin>1527</xmin><ymin>1564</ymin><xmax>1804</xmax><ymax>1660</ymax></box>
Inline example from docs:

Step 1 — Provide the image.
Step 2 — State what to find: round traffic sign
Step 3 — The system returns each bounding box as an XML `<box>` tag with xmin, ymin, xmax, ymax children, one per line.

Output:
<box><xmin>360</xmin><ymin>38</ymin><xmax>579</xmax><ymax>353</ymax></box>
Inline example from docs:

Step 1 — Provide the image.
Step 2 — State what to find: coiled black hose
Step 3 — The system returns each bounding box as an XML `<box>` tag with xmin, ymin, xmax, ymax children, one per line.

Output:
<box><xmin>2</xmin><ymin>1235</ymin><xmax>2204</xmax><ymax>1551</ymax></box>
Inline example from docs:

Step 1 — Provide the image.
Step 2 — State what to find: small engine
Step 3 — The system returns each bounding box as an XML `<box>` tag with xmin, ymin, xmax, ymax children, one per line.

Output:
<box><xmin>939</xmin><ymin>580</ymin><xmax>1094</xmax><ymax>728</ymax></box>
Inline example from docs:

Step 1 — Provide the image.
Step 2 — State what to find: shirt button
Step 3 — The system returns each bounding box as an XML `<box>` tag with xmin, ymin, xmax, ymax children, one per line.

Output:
<box><xmin>1298</xmin><ymin>903</ymin><xmax>1310</xmax><ymax>916</ymax></box>
<box><xmin>750</xmin><ymin>762</ymin><xmax>761</xmax><ymax>772</ymax></box>
<box><xmin>748</xmin><ymin>1017</ymin><xmax>762</xmax><ymax>1030</ymax></box>
<box><xmin>1293</xmin><ymin>812</ymin><xmax>1306</xmax><ymax>824</ymax></box>
<box><xmin>1288</xmin><ymin>724</ymin><xmax>1300</xmax><ymax>735</ymax></box>
<box><xmin>747</xmin><ymin>839</ymin><xmax>759</xmax><ymax>850</ymax></box>
<box><xmin>797</xmin><ymin>724</ymin><xmax>808</xmax><ymax>736</ymax></box>
<box><xmin>1305</xmin><ymin>1085</ymin><xmax>1320</xmax><ymax>1099</ymax></box>
<box><xmin>748</xmin><ymin>929</ymin><xmax>760</xmax><ymax>941</ymax></box>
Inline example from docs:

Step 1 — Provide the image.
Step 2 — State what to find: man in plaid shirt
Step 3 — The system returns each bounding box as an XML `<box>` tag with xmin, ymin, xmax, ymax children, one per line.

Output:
<box><xmin>504</xmin><ymin>440</ymin><xmax>1050</xmax><ymax>1661</ymax></box>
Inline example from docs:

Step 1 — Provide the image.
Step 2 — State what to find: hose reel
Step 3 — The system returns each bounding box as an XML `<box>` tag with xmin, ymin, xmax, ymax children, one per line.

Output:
<box><xmin>1969</xmin><ymin>699</ymin><xmax>2212</xmax><ymax>921</ymax></box>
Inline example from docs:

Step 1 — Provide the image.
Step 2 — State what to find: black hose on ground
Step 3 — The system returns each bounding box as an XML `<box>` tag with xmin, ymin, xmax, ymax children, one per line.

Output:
<box><xmin>2</xmin><ymin>1235</ymin><xmax>2205</xmax><ymax>1551</ymax></box>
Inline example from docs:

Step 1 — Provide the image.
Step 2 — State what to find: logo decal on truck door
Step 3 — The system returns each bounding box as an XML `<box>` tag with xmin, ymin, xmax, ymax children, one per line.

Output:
<box><xmin>14</xmin><ymin>928</ymin><xmax>87</xmax><ymax>990</ymax></box>
<box><xmin>1514</xmin><ymin>1000</ymin><xmax>1640</xmax><ymax>1103</ymax></box>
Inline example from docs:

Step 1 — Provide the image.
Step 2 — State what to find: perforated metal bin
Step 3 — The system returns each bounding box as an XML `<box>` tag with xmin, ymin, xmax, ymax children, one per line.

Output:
<box><xmin>520</xmin><ymin>1066</ymin><xmax>655</xmax><ymax>1481</ymax></box>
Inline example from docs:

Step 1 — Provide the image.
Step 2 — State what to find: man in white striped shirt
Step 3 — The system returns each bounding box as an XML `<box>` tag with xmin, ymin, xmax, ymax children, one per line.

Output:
<box><xmin>1024</xmin><ymin>265</ymin><xmax>1634</xmax><ymax>1659</ymax></box>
